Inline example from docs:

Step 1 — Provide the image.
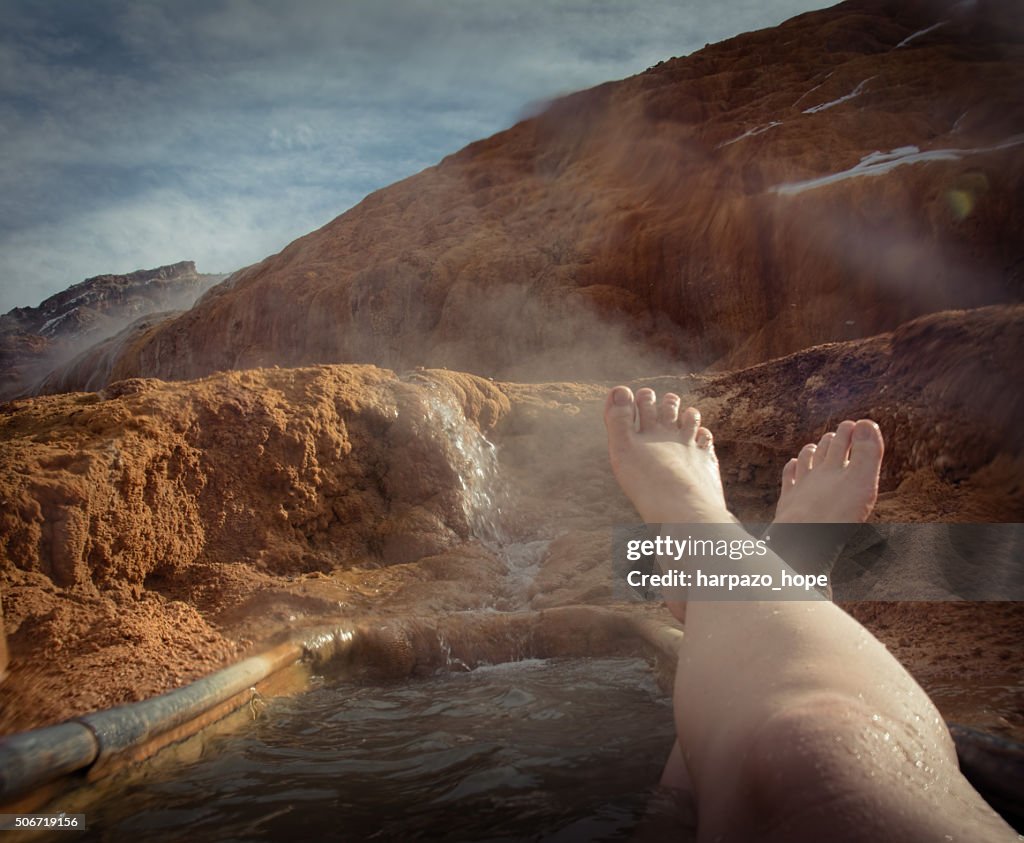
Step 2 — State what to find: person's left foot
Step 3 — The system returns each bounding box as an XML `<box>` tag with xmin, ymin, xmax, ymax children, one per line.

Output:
<box><xmin>774</xmin><ymin>420</ymin><xmax>884</xmax><ymax>524</ymax></box>
<box><xmin>765</xmin><ymin>420</ymin><xmax>885</xmax><ymax>598</ymax></box>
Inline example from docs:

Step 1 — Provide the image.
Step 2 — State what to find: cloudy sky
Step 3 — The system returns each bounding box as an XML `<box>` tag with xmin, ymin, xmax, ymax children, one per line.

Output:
<box><xmin>0</xmin><ymin>0</ymin><xmax>831</xmax><ymax>313</ymax></box>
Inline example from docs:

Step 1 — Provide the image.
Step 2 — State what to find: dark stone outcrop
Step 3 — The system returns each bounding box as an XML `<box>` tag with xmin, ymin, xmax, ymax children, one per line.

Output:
<box><xmin>0</xmin><ymin>262</ymin><xmax>224</xmax><ymax>400</ymax></box>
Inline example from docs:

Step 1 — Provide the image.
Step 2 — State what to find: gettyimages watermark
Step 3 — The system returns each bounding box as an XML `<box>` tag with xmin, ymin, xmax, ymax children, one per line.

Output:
<box><xmin>612</xmin><ymin>523</ymin><xmax>1024</xmax><ymax>602</ymax></box>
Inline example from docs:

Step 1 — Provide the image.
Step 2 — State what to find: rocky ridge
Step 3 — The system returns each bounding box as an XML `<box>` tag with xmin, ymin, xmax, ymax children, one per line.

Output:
<box><xmin>0</xmin><ymin>262</ymin><xmax>224</xmax><ymax>401</ymax></box>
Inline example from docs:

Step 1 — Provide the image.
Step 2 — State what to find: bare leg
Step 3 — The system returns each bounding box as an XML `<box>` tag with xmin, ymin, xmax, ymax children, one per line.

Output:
<box><xmin>615</xmin><ymin>390</ymin><xmax>879</xmax><ymax>790</ymax></box>
<box><xmin>605</xmin><ymin>386</ymin><xmax>1015</xmax><ymax>842</ymax></box>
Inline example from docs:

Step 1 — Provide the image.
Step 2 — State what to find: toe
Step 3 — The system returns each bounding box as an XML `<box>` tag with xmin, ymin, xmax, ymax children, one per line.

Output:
<box><xmin>824</xmin><ymin>420</ymin><xmax>856</xmax><ymax>467</ymax></box>
<box><xmin>604</xmin><ymin>386</ymin><xmax>636</xmax><ymax>448</ymax></box>
<box><xmin>636</xmin><ymin>388</ymin><xmax>658</xmax><ymax>432</ymax></box>
<box><xmin>781</xmin><ymin>457</ymin><xmax>797</xmax><ymax>488</ymax></box>
<box><xmin>796</xmin><ymin>443</ymin><xmax>816</xmax><ymax>480</ymax></box>
<box><xmin>848</xmin><ymin>419</ymin><xmax>884</xmax><ymax>479</ymax></box>
<box><xmin>696</xmin><ymin>426</ymin><xmax>713</xmax><ymax>449</ymax></box>
<box><xmin>679</xmin><ymin>407</ymin><xmax>701</xmax><ymax>442</ymax></box>
<box><xmin>658</xmin><ymin>392</ymin><xmax>681</xmax><ymax>426</ymax></box>
<box><xmin>816</xmin><ymin>431</ymin><xmax>835</xmax><ymax>463</ymax></box>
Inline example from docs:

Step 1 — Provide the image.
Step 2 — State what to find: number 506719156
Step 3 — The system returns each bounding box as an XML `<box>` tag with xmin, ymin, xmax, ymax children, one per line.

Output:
<box><xmin>0</xmin><ymin>814</ymin><xmax>85</xmax><ymax>831</ymax></box>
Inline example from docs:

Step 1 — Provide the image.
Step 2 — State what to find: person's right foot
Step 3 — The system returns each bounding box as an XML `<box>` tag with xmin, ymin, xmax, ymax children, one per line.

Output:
<box><xmin>773</xmin><ymin>420</ymin><xmax>884</xmax><ymax>524</ymax></box>
<box><xmin>603</xmin><ymin>386</ymin><xmax>731</xmax><ymax>525</ymax></box>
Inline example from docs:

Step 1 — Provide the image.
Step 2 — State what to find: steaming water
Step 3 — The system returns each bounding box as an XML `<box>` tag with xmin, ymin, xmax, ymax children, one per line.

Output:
<box><xmin>80</xmin><ymin>657</ymin><xmax>686</xmax><ymax>842</ymax></box>
<box><xmin>496</xmin><ymin>539</ymin><xmax>551</xmax><ymax>607</ymax></box>
<box><xmin>76</xmin><ymin>390</ymin><xmax>681</xmax><ymax>840</ymax></box>
<box><xmin>421</xmin><ymin>393</ymin><xmax>507</xmax><ymax>547</ymax></box>
<box><xmin>420</xmin><ymin>390</ymin><xmax>553</xmax><ymax>607</ymax></box>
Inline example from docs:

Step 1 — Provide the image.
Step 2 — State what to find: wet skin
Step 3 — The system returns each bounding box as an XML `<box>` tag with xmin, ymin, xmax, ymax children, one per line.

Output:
<box><xmin>604</xmin><ymin>386</ymin><xmax>1015</xmax><ymax>843</ymax></box>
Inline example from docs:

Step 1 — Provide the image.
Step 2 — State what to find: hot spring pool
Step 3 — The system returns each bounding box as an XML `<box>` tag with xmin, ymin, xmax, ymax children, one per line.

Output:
<box><xmin>78</xmin><ymin>657</ymin><xmax>686</xmax><ymax>841</ymax></box>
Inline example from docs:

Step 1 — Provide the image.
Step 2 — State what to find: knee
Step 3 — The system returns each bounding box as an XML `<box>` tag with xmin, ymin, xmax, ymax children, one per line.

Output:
<box><xmin>738</xmin><ymin>694</ymin><xmax>875</xmax><ymax>828</ymax></box>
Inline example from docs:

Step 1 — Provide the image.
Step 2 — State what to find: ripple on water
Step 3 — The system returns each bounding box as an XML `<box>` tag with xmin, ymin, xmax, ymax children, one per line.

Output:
<box><xmin>80</xmin><ymin>657</ymin><xmax>688</xmax><ymax>842</ymax></box>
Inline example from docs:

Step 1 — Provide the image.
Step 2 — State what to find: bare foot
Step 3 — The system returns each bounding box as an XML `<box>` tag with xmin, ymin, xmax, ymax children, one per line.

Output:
<box><xmin>774</xmin><ymin>419</ymin><xmax>884</xmax><ymax>524</ymax></box>
<box><xmin>603</xmin><ymin>386</ymin><xmax>731</xmax><ymax>524</ymax></box>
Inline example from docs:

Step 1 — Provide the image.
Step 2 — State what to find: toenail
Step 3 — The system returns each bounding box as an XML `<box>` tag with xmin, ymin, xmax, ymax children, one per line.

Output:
<box><xmin>854</xmin><ymin>422</ymin><xmax>878</xmax><ymax>440</ymax></box>
<box><xmin>612</xmin><ymin>387</ymin><xmax>631</xmax><ymax>406</ymax></box>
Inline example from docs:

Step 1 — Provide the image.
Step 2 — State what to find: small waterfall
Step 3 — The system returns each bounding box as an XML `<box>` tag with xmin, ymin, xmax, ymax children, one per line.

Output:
<box><xmin>436</xmin><ymin>631</ymin><xmax>472</xmax><ymax>672</ymax></box>
<box><xmin>421</xmin><ymin>392</ymin><xmax>508</xmax><ymax>547</ymax></box>
<box><xmin>417</xmin><ymin>387</ymin><xmax>549</xmax><ymax>611</ymax></box>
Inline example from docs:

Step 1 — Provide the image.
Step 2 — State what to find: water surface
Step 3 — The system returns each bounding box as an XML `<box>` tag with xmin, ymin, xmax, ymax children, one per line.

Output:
<box><xmin>81</xmin><ymin>657</ymin><xmax>683</xmax><ymax>841</ymax></box>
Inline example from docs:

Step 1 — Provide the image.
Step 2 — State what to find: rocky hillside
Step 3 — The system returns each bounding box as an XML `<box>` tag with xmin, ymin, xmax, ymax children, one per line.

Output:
<box><xmin>0</xmin><ymin>262</ymin><xmax>224</xmax><ymax>400</ymax></box>
<box><xmin>42</xmin><ymin>0</ymin><xmax>1024</xmax><ymax>391</ymax></box>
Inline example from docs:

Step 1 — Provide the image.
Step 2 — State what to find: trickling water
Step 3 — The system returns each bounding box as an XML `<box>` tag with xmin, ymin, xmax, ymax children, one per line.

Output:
<box><xmin>416</xmin><ymin>387</ymin><xmax>556</xmax><ymax>608</ymax></box>
<box><xmin>79</xmin><ymin>658</ymin><xmax>688</xmax><ymax>842</ymax></box>
<box><xmin>421</xmin><ymin>392</ymin><xmax>508</xmax><ymax>547</ymax></box>
<box><xmin>494</xmin><ymin>539</ymin><xmax>551</xmax><ymax>607</ymax></box>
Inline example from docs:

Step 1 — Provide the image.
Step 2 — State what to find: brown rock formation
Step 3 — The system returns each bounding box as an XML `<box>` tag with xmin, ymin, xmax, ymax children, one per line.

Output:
<box><xmin>0</xmin><ymin>598</ymin><xmax>7</xmax><ymax>683</ymax></box>
<box><xmin>0</xmin><ymin>365</ymin><xmax>512</xmax><ymax>730</ymax></box>
<box><xmin>42</xmin><ymin>0</ymin><xmax>1024</xmax><ymax>392</ymax></box>
<box><xmin>2</xmin><ymin>304</ymin><xmax>1022</xmax><ymax>734</ymax></box>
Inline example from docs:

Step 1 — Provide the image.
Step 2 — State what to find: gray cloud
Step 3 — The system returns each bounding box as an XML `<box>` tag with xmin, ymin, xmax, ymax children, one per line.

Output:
<box><xmin>0</xmin><ymin>0</ymin><xmax>828</xmax><ymax>312</ymax></box>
